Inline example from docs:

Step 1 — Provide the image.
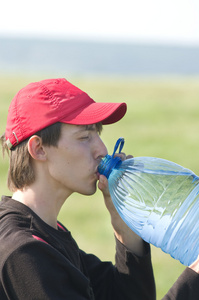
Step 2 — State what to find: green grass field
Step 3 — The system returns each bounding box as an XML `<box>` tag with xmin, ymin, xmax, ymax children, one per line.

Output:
<box><xmin>1</xmin><ymin>75</ymin><xmax>199</xmax><ymax>299</ymax></box>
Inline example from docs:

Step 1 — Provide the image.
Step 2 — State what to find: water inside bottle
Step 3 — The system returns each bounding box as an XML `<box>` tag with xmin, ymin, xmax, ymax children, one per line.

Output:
<box><xmin>109</xmin><ymin>157</ymin><xmax>199</xmax><ymax>265</ymax></box>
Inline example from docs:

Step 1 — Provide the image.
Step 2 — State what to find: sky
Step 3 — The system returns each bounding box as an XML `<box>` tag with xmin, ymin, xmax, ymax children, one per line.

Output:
<box><xmin>1</xmin><ymin>0</ymin><xmax>199</xmax><ymax>45</ymax></box>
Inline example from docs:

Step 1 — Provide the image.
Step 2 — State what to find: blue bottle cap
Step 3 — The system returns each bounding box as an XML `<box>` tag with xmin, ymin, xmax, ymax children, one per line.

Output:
<box><xmin>98</xmin><ymin>138</ymin><xmax>124</xmax><ymax>178</ymax></box>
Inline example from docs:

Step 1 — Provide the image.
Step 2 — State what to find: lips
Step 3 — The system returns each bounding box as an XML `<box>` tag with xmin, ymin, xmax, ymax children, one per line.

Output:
<box><xmin>96</xmin><ymin>171</ymin><xmax>100</xmax><ymax>180</ymax></box>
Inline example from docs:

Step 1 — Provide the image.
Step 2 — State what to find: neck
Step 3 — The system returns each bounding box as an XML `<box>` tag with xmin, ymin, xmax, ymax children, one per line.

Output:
<box><xmin>12</xmin><ymin>183</ymin><xmax>71</xmax><ymax>229</ymax></box>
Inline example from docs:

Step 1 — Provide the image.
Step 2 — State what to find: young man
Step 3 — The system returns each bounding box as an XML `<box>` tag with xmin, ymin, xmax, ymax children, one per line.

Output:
<box><xmin>0</xmin><ymin>78</ymin><xmax>198</xmax><ymax>299</ymax></box>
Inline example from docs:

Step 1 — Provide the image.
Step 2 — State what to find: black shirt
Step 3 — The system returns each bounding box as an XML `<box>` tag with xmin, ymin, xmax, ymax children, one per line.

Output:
<box><xmin>0</xmin><ymin>196</ymin><xmax>155</xmax><ymax>300</ymax></box>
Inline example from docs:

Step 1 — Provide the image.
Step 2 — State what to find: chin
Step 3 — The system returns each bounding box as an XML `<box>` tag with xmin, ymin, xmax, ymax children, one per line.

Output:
<box><xmin>80</xmin><ymin>184</ymin><xmax>97</xmax><ymax>196</ymax></box>
<box><xmin>83</xmin><ymin>189</ymin><xmax>97</xmax><ymax>196</ymax></box>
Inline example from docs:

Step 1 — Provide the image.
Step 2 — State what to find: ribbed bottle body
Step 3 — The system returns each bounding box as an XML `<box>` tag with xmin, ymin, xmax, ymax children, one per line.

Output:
<box><xmin>107</xmin><ymin>157</ymin><xmax>199</xmax><ymax>266</ymax></box>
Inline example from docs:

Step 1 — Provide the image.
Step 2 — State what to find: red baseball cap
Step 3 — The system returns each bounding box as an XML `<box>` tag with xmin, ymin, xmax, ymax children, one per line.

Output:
<box><xmin>5</xmin><ymin>78</ymin><xmax>127</xmax><ymax>149</ymax></box>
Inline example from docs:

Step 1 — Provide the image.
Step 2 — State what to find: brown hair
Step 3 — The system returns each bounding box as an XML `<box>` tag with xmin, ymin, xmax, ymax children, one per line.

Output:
<box><xmin>1</xmin><ymin>122</ymin><xmax>102</xmax><ymax>192</ymax></box>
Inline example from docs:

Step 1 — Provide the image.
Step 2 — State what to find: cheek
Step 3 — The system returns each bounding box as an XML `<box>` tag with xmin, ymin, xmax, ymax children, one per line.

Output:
<box><xmin>47</xmin><ymin>151</ymin><xmax>69</xmax><ymax>178</ymax></box>
<box><xmin>53</xmin><ymin>145</ymin><xmax>93</xmax><ymax>179</ymax></box>
<box><xmin>69</xmin><ymin>159</ymin><xmax>94</xmax><ymax>183</ymax></box>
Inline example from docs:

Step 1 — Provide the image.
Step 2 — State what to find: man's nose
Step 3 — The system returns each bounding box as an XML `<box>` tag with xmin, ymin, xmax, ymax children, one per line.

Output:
<box><xmin>95</xmin><ymin>137</ymin><xmax>108</xmax><ymax>159</ymax></box>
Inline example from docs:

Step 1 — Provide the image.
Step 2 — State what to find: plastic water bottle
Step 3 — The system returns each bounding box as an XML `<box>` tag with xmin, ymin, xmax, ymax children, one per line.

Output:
<box><xmin>98</xmin><ymin>138</ymin><xmax>199</xmax><ymax>266</ymax></box>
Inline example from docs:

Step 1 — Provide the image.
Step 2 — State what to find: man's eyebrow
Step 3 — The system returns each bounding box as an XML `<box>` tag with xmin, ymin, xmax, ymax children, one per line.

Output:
<box><xmin>77</xmin><ymin>125</ymin><xmax>96</xmax><ymax>131</ymax></box>
<box><xmin>75</xmin><ymin>123</ymin><xmax>104</xmax><ymax>135</ymax></box>
<box><xmin>73</xmin><ymin>124</ymin><xmax>96</xmax><ymax>134</ymax></box>
<box><xmin>84</xmin><ymin>124</ymin><xmax>96</xmax><ymax>131</ymax></box>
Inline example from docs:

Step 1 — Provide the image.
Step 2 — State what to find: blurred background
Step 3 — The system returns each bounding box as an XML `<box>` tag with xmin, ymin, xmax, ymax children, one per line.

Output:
<box><xmin>1</xmin><ymin>0</ymin><xmax>199</xmax><ymax>298</ymax></box>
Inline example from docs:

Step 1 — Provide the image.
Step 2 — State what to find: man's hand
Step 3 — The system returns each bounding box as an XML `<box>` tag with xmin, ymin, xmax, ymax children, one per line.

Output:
<box><xmin>98</xmin><ymin>153</ymin><xmax>146</xmax><ymax>257</ymax></box>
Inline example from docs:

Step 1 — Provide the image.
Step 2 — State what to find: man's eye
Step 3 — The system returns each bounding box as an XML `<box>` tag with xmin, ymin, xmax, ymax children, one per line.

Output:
<box><xmin>80</xmin><ymin>136</ymin><xmax>89</xmax><ymax>140</ymax></box>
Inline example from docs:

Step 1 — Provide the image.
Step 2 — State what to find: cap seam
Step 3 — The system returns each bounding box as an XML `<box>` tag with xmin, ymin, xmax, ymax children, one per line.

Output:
<box><xmin>40</xmin><ymin>83</ymin><xmax>59</xmax><ymax>109</ymax></box>
<box><xmin>59</xmin><ymin>100</ymin><xmax>94</xmax><ymax>122</ymax></box>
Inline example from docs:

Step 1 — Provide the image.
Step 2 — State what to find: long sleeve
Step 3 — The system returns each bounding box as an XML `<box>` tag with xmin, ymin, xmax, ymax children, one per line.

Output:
<box><xmin>162</xmin><ymin>267</ymin><xmax>199</xmax><ymax>300</ymax></box>
<box><xmin>81</xmin><ymin>238</ymin><xmax>156</xmax><ymax>300</ymax></box>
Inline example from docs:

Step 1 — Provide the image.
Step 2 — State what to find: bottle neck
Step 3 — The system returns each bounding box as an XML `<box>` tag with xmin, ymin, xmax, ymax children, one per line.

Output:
<box><xmin>98</xmin><ymin>154</ymin><xmax>122</xmax><ymax>178</ymax></box>
<box><xmin>98</xmin><ymin>138</ymin><xmax>125</xmax><ymax>178</ymax></box>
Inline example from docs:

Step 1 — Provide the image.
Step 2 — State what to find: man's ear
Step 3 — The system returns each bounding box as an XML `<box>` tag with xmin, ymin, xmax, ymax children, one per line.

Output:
<box><xmin>28</xmin><ymin>136</ymin><xmax>47</xmax><ymax>161</ymax></box>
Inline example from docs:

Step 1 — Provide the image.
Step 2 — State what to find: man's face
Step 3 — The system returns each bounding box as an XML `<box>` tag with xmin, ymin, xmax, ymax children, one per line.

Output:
<box><xmin>44</xmin><ymin>123</ymin><xmax>108</xmax><ymax>197</ymax></box>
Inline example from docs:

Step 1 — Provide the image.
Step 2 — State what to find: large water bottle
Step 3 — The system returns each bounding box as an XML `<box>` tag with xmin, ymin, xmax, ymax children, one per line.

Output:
<box><xmin>98</xmin><ymin>138</ymin><xmax>199</xmax><ymax>266</ymax></box>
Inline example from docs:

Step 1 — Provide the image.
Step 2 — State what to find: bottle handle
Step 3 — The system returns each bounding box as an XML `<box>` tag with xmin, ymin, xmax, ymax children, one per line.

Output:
<box><xmin>112</xmin><ymin>137</ymin><xmax>125</xmax><ymax>157</ymax></box>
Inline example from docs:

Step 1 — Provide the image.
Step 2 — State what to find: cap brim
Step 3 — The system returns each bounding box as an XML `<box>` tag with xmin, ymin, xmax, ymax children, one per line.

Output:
<box><xmin>60</xmin><ymin>102</ymin><xmax>127</xmax><ymax>125</ymax></box>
